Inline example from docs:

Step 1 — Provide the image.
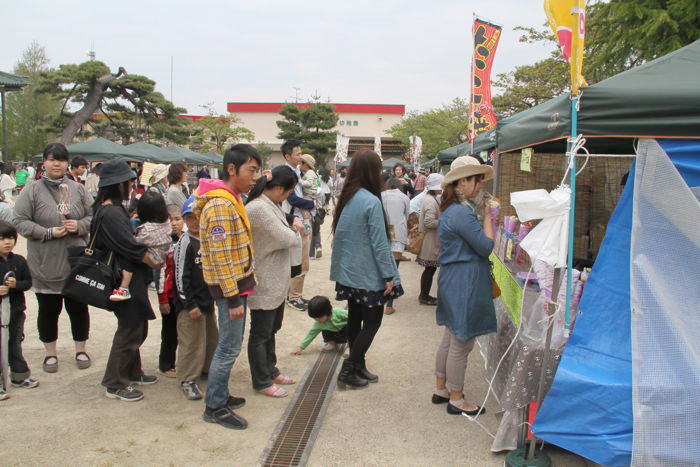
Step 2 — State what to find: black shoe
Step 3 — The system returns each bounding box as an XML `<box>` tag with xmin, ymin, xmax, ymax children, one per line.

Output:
<box><xmin>286</xmin><ymin>298</ymin><xmax>307</xmax><ymax>311</ymax></box>
<box><xmin>446</xmin><ymin>402</ymin><xmax>485</xmax><ymax>416</ymax></box>
<box><xmin>419</xmin><ymin>296</ymin><xmax>438</xmax><ymax>306</ymax></box>
<box><xmin>203</xmin><ymin>406</ymin><xmax>248</xmax><ymax>430</ymax></box>
<box><xmin>337</xmin><ymin>360</ymin><xmax>368</xmax><ymax>390</ymax></box>
<box><xmin>432</xmin><ymin>394</ymin><xmax>450</xmax><ymax>404</ymax></box>
<box><xmin>356</xmin><ymin>361</ymin><xmax>378</xmax><ymax>383</ymax></box>
<box><xmin>105</xmin><ymin>386</ymin><xmax>144</xmax><ymax>402</ymax></box>
<box><xmin>130</xmin><ymin>374</ymin><xmax>158</xmax><ymax>385</ymax></box>
<box><xmin>227</xmin><ymin>395</ymin><xmax>246</xmax><ymax>409</ymax></box>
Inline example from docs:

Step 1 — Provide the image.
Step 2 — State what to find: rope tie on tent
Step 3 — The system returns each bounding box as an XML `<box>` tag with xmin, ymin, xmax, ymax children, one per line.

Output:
<box><xmin>561</xmin><ymin>134</ymin><xmax>591</xmax><ymax>186</ymax></box>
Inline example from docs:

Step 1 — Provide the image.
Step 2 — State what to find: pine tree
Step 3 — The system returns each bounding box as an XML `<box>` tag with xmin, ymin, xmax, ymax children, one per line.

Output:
<box><xmin>276</xmin><ymin>100</ymin><xmax>338</xmax><ymax>167</ymax></box>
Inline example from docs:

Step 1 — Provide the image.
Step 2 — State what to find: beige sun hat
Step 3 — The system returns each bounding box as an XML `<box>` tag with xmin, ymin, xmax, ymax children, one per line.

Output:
<box><xmin>150</xmin><ymin>164</ymin><xmax>170</xmax><ymax>185</ymax></box>
<box><xmin>300</xmin><ymin>154</ymin><xmax>316</xmax><ymax>170</ymax></box>
<box><xmin>442</xmin><ymin>155</ymin><xmax>493</xmax><ymax>188</ymax></box>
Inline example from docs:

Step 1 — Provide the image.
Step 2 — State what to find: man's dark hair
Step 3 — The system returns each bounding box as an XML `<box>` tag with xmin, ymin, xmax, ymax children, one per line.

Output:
<box><xmin>281</xmin><ymin>139</ymin><xmax>302</xmax><ymax>158</ymax></box>
<box><xmin>0</xmin><ymin>221</ymin><xmax>18</xmax><ymax>241</ymax></box>
<box><xmin>167</xmin><ymin>163</ymin><xmax>187</xmax><ymax>185</ymax></box>
<box><xmin>307</xmin><ymin>296</ymin><xmax>332</xmax><ymax>319</ymax></box>
<box><xmin>222</xmin><ymin>144</ymin><xmax>262</xmax><ymax>181</ymax></box>
<box><xmin>71</xmin><ymin>156</ymin><xmax>88</xmax><ymax>169</ymax></box>
<box><xmin>43</xmin><ymin>142</ymin><xmax>69</xmax><ymax>161</ymax></box>
<box><xmin>137</xmin><ymin>190</ymin><xmax>169</xmax><ymax>223</ymax></box>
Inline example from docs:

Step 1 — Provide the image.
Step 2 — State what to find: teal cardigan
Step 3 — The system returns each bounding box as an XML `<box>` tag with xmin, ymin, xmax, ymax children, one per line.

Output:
<box><xmin>330</xmin><ymin>188</ymin><xmax>400</xmax><ymax>291</ymax></box>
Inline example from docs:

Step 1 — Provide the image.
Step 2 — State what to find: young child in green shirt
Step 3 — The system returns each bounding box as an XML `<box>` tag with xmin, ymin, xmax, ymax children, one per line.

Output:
<box><xmin>291</xmin><ymin>296</ymin><xmax>347</xmax><ymax>354</ymax></box>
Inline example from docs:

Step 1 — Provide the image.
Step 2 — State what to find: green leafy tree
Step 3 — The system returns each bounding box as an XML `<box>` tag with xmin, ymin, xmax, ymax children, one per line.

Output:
<box><xmin>388</xmin><ymin>98</ymin><xmax>470</xmax><ymax>157</ymax></box>
<box><xmin>38</xmin><ymin>60</ymin><xmax>188</xmax><ymax>145</ymax></box>
<box><xmin>193</xmin><ymin>103</ymin><xmax>254</xmax><ymax>152</ymax></box>
<box><xmin>492</xmin><ymin>57</ymin><xmax>569</xmax><ymax>119</ymax></box>
<box><xmin>5</xmin><ymin>41</ymin><xmax>62</xmax><ymax>160</ymax></box>
<box><xmin>585</xmin><ymin>0</ymin><xmax>700</xmax><ymax>82</ymax></box>
<box><xmin>276</xmin><ymin>100</ymin><xmax>338</xmax><ymax>167</ymax></box>
<box><xmin>254</xmin><ymin>143</ymin><xmax>273</xmax><ymax>168</ymax></box>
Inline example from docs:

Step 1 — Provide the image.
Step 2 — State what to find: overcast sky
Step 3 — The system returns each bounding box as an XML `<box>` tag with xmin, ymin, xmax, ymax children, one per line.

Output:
<box><xmin>2</xmin><ymin>0</ymin><xmax>555</xmax><ymax>116</ymax></box>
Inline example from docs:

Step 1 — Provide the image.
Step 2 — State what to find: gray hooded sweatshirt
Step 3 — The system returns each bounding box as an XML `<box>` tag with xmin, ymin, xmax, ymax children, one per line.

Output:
<box><xmin>13</xmin><ymin>177</ymin><xmax>93</xmax><ymax>294</ymax></box>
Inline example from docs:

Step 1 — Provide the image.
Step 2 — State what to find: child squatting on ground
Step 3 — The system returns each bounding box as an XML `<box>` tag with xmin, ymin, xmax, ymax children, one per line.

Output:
<box><xmin>110</xmin><ymin>190</ymin><xmax>172</xmax><ymax>301</ymax></box>
<box><xmin>291</xmin><ymin>296</ymin><xmax>348</xmax><ymax>355</ymax></box>
<box><xmin>0</xmin><ymin>221</ymin><xmax>38</xmax><ymax>401</ymax></box>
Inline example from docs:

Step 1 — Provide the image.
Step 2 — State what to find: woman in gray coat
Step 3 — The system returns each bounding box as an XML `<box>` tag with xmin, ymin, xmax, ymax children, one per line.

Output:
<box><xmin>13</xmin><ymin>143</ymin><xmax>94</xmax><ymax>372</ymax></box>
<box><xmin>380</xmin><ymin>177</ymin><xmax>410</xmax><ymax>315</ymax></box>
<box><xmin>416</xmin><ymin>174</ymin><xmax>444</xmax><ymax>306</ymax></box>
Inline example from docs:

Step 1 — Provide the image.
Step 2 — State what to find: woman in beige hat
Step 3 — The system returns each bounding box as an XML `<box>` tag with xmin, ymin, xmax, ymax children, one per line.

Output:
<box><xmin>432</xmin><ymin>156</ymin><xmax>496</xmax><ymax>416</ymax></box>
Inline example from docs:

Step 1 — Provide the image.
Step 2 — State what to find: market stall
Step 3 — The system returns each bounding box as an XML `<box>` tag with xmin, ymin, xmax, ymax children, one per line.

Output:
<box><xmin>457</xmin><ymin>40</ymin><xmax>700</xmax><ymax>465</ymax></box>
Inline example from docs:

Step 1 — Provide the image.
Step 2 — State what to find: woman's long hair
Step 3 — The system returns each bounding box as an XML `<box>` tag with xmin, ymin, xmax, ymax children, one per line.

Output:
<box><xmin>247</xmin><ymin>166</ymin><xmax>298</xmax><ymax>204</ymax></box>
<box><xmin>93</xmin><ymin>181</ymin><xmax>132</xmax><ymax>214</ymax></box>
<box><xmin>332</xmin><ymin>149</ymin><xmax>385</xmax><ymax>234</ymax></box>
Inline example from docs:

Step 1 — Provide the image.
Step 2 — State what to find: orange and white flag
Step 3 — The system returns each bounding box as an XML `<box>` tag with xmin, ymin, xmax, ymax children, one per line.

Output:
<box><xmin>544</xmin><ymin>0</ymin><xmax>587</xmax><ymax>93</ymax></box>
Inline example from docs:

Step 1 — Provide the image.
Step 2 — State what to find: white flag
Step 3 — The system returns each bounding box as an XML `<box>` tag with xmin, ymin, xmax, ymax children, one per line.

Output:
<box><xmin>374</xmin><ymin>136</ymin><xmax>382</xmax><ymax>156</ymax></box>
<box><xmin>335</xmin><ymin>135</ymin><xmax>349</xmax><ymax>163</ymax></box>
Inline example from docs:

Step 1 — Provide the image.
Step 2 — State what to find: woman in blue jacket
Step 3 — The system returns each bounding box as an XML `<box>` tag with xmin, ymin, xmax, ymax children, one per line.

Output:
<box><xmin>331</xmin><ymin>149</ymin><xmax>403</xmax><ymax>390</ymax></box>
<box><xmin>433</xmin><ymin>156</ymin><xmax>495</xmax><ymax>416</ymax></box>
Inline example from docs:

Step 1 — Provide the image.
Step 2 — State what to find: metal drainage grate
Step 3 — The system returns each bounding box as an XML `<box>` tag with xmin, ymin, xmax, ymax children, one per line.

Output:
<box><xmin>260</xmin><ymin>346</ymin><xmax>345</xmax><ymax>466</ymax></box>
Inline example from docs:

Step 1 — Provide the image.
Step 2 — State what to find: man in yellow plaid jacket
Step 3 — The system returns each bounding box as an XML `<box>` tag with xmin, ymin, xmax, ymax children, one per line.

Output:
<box><xmin>193</xmin><ymin>144</ymin><xmax>261</xmax><ymax>430</ymax></box>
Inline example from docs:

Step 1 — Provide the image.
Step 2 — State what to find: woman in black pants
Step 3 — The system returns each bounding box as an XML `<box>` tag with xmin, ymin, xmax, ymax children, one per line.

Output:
<box><xmin>416</xmin><ymin>174</ymin><xmax>444</xmax><ymax>305</ymax></box>
<box><xmin>330</xmin><ymin>150</ymin><xmax>403</xmax><ymax>389</ymax></box>
<box><xmin>13</xmin><ymin>143</ymin><xmax>94</xmax><ymax>373</ymax></box>
<box><xmin>91</xmin><ymin>160</ymin><xmax>160</xmax><ymax>402</ymax></box>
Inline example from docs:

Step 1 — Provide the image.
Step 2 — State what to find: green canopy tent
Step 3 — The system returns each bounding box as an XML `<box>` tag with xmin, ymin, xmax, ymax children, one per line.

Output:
<box><xmin>32</xmin><ymin>137</ymin><xmax>149</xmax><ymax>163</ymax></box>
<box><xmin>495</xmin><ymin>39</ymin><xmax>700</xmax><ymax>154</ymax></box>
<box><xmin>204</xmin><ymin>152</ymin><xmax>223</xmax><ymax>165</ymax></box>
<box><xmin>163</xmin><ymin>146</ymin><xmax>211</xmax><ymax>164</ymax></box>
<box><xmin>436</xmin><ymin>129</ymin><xmax>496</xmax><ymax>165</ymax></box>
<box><xmin>126</xmin><ymin>142</ymin><xmax>184</xmax><ymax>163</ymax></box>
<box><xmin>437</xmin><ymin>40</ymin><xmax>700</xmax><ymax>163</ymax></box>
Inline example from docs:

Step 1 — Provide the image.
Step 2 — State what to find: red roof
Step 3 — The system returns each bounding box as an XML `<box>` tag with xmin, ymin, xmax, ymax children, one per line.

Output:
<box><xmin>227</xmin><ymin>102</ymin><xmax>405</xmax><ymax>115</ymax></box>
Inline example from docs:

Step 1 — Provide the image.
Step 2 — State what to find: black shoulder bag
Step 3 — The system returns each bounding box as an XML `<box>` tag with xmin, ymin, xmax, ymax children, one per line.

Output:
<box><xmin>62</xmin><ymin>217</ymin><xmax>117</xmax><ymax>311</ymax></box>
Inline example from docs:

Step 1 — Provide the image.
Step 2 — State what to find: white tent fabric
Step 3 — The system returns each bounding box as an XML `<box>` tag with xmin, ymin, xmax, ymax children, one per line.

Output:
<box><xmin>510</xmin><ymin>186</ymin><xmax>571</xmax><ymax>267</ymax></box>
<box><xmin>630</xmin><ymin>139</ymin><xmax>700</xmax><ymax>466</ymax></box>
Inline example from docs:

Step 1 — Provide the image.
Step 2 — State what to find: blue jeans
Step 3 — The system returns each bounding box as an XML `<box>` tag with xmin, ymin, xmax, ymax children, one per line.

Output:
<box><xmin>204</xmin><ymin>297</ymin><xmax>246</xmax><ymax>408</ymax></box>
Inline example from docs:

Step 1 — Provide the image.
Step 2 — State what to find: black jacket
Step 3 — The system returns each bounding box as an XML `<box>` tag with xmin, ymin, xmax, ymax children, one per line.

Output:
<box><xmin>173</xmin><ymin>233</ymin><xmax>213</xmax><ymax>314</ymax></box>
<box><xmin>0</xmin><ymin>252</ymin><xmax>32</xmax><ymax>313</ymax></box>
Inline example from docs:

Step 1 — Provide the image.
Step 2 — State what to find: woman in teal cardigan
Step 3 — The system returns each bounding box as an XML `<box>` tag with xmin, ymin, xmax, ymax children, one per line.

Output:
<box><xmin>330</xmin><ymin>149</ymin><xmax>403</xmax><ymax>390</ymax></box>
<box><xmin>433</xmin><ymin>156</ymin><xmax>495</xmax><ymax>416</ymax></box>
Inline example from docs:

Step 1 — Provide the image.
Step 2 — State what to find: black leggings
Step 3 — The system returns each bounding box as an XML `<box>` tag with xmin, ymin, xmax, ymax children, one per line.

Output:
<box><xmin>36</xmin><ymin>293</ymin><xmax>90</xmax><ymax>343</ymax></box>
<box><xmin>159</xmin><ymin>299</ymin><xmax>178</xmax><ymax>372</ymax></box>
<box><xmin>420</xmin><ymin>266</ymin><xmax>437</xmax><ymax>298</ymax></box>
<box><xmin>347</xmin><ymin>302</ymin><xmax>384</xmax><ymax>365</ymax></box>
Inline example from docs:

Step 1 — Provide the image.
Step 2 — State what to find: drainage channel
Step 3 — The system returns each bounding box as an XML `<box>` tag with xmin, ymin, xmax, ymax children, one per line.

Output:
<box><xmin>260</xmin><ymin>346</ymin><xmax>345</xmax><ymax>466</ymax></box>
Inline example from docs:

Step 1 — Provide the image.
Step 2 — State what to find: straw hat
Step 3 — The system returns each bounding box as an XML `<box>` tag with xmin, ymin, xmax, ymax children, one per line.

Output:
<box><xmin>425</xmin><ymin>173</ymin><xmax>444</xmax><ymax>192</ymax></box>
<box><xmin>300</xmin><ymin>154</ymin><xmax>316</xmax><ymax>170</ymax></box>
<box><xmin>150</xmin><ymin>164</ymin><xmax>170</xmax><ymax>184</ymax></box>
<box><xmin>442</xmin><ymin>156</ymin><xmax>493</xmax><ymax>188</ymax></box>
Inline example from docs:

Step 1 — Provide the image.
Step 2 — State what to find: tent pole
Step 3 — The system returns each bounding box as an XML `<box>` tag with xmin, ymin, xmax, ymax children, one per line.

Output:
<box><xmin>565</xmin><ymin>96</ymin><xmax>578</xmax><ymax>336</ymax></box>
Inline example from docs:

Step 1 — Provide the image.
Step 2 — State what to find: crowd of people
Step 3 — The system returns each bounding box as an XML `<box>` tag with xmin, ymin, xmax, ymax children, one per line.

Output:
<box><xmin>0</xmin><ymin>140</ymin><xmax>498</xmax><ymax>430</ymax></box>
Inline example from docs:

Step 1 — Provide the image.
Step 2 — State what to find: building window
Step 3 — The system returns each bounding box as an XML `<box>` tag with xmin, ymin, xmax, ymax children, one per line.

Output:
<box><xmin>353</xmin><ymin>120</ymin><xmax>358</xmax><ymax>126</ymax></box>
<box><xmin>339</xmin><ymin>120</ymin><xmax>345</xmax><ymax>125</ymax></box>
<box><xmin>346</xmin><ymin>120</ymin><xmax>352</xmax><ymax>126</ymax></box>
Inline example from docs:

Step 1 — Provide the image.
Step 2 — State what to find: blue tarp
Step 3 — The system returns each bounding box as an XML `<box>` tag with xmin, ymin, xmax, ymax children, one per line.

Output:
<box><xmin>532</xmin><ymin>139</ymin><xmax>700</xmax><ymax>466</ymax></box>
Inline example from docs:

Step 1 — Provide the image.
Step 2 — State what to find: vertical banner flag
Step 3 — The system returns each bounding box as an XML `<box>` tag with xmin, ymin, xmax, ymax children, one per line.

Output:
<box><xmin>469</xmin><ymin>17</ymin><xmax>502</xmax><ymax>141</ymax></box>
<box><xmin>544</xmin><ymin>0</ymin><xmax>587</xmax><ymax>93</ymax></box>
<box><xmin>409</xmin><ymin>135</ymin><xmax>423</xmax><ymax>164</ymax></box>
<box><xmin>374</xmin><ymin>136</ymin><xmax>382</xmax><ymax>157</ymax></box>
<box><xmin>335</xmin><ymin>134</ymin><xmax>349</xmax><ymax>163</ymax></box>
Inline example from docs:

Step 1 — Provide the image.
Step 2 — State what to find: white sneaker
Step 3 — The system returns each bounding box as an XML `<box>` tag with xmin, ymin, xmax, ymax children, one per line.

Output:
<box><xmin>321</xmin><ymin>342</ymin><xmax>337</xmax><ymax>351</ymax></box>
<box><xmin>0</xmin><ymin>389</ymin><xmax>9</xmax><ymax>401</ymax></box>
<box><xmin>11</xmin><ymin>378</ymin><xmax>39</xmax><ymax>389</ymax></box>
